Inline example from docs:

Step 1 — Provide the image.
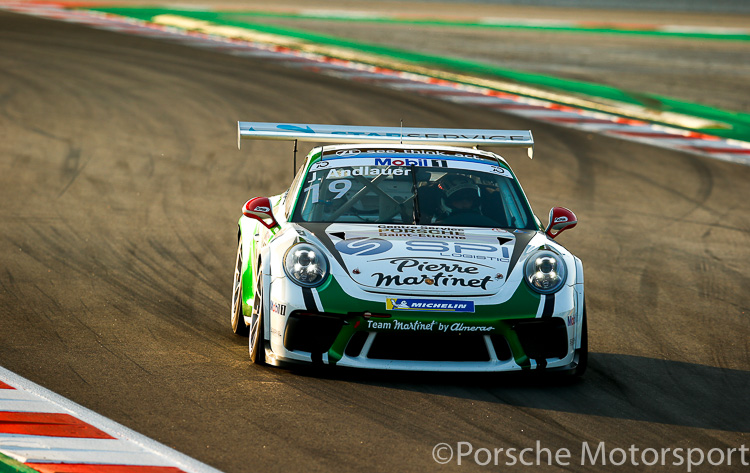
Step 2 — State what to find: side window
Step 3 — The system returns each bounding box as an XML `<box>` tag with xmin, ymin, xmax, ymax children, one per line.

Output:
<box><xmin>285</xmin><ymin>162</ymin><xmax>307</xmax><ymax>219</ymax></box>
<box><xmin>497</xmin><ymin>178</ymin><xmax>533</xmax><ymax>229</ymax></box>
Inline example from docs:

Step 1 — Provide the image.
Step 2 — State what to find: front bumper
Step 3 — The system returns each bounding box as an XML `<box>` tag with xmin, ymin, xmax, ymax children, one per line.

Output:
<box><xmin>263</xmin><ymin>249</ymin><xmax>583</xmax><ymax>372</ymax></box>
<box><xmin>266</xmin><ymin>298</ymin><xmax>581</xmax><ymax>373</ymax></box>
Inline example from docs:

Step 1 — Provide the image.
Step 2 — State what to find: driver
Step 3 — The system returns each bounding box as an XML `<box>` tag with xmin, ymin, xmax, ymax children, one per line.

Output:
<box><xmin>436</xmin><ymin>174</ymin><xmax>497</xmax><ymax>226</ymax></box>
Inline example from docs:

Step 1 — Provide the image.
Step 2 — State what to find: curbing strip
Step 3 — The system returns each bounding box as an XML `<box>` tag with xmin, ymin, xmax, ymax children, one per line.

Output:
<box><xmin>0</xmin><ymin>367</ymin><xmax>223</xmax><ymax>473</ymax></box>
<box><xmin>0</xmin><ymin>452</ymin><xmax>40</xmax><ymax>473</ymax></box>
<box><xmin>1</xmin><ymin>1</ymin><xmax>749</xmax><ymax>166</ymax></box>
<box><xmin>83</xmin><ymin>6</ymin><xmax>750</xmax><ymax>141</ymax></box>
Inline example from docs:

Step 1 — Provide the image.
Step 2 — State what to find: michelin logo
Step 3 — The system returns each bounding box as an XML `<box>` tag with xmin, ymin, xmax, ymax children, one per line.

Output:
<box><xmin>386</xmin><ymin>298</ymin><xmax>475</xmax><ymax>313</ymax></box>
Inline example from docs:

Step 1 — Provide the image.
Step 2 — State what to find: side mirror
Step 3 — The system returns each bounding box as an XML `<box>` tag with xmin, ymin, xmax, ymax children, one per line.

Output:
<box><xmin>545</xmin><ymin>207</ymin><xmax>577</xmax><ymax>239</ymax></box>
<box><xmin>243</xmin><ymin>197</ymin><xmax>279</xmax><ymax>230</ymax></box>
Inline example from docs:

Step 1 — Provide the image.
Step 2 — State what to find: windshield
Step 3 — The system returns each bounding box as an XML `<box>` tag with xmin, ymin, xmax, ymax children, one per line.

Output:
<box><xmin>291</xmin><ymin>157</ymin><xmax>536</xmax><ymax>229</ymax></box>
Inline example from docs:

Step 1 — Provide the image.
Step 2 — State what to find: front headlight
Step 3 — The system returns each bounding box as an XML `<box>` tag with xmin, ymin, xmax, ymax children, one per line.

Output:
<box><xmin>283</xmin><ymin>243</ymin><xmax>329</xmax><ymax>288</ymax></box>
<box><xmin>524</xmin><ymin>250</ymin><xmax>567</xmax><ymax>294</ymax></box>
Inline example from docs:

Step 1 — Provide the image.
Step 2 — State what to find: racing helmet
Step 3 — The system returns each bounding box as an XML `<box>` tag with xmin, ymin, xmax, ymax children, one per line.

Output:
<box><xmin>438</xmin><ymin>174</ymin><xmax>480</xmax><ymax>209</ymax></box>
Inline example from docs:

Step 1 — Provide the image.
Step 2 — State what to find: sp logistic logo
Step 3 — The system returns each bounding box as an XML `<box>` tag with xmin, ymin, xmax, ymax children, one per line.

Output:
<box><xmin>335</xmin><ymin>237</ymin><xmax>393</xmax><ymax>256</ymax></box>
<box><xmin>386</xmin><ymin>298</ymin><xmax>475</xmax><ymax>313</ymax></box>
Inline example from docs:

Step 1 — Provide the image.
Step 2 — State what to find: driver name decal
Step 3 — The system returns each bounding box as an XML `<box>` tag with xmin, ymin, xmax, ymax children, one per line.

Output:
<box><xmin>326</xmin><ymin>166</ymin><xmax>411</xmax><ymax>178</ymax></box>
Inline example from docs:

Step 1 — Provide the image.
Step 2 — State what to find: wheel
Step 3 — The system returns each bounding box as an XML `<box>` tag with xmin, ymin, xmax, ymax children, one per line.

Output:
<box><xmin>231</xmin><ymin>235</ymin><xmax>249</xmax><ymax>336</ymax></box>
<box><xmin>249</xmin><ymin>272</ymin><xmax>267</xmax><ymax>365</ymax></box>
<box><xmin>571</xmin><ymin>304</ymin><xmax>588</xmax><ymax>377</ymax></box>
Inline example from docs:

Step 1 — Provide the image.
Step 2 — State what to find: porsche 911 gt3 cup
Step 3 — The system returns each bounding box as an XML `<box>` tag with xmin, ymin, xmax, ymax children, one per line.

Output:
<box><xmin>231</xmin><ymin>122</ymin><xmax>587</xmax><ymax>375</ymax></box>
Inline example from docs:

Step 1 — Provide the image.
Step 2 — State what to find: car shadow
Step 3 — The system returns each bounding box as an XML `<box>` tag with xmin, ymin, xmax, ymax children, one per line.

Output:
<box><xmin>286</xmin><ymin>352</ymin><xmax>749</xmax><ymax>433</ymax></box>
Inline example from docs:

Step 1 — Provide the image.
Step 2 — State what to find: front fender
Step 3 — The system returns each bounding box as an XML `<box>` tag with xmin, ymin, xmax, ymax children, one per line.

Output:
<box><xmin>574</xmin><ymin>255</ymin><xmax>585</xmax><ymax>349</ymax></box>
<box><xmin>238</xmin><ymin>216</ymin><xmax>266</xmax><ymax>318</ymax></box>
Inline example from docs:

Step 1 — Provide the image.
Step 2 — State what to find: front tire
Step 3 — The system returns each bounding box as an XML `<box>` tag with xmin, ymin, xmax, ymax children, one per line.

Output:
<box><xmin>249</xmin><ymin>272</ymin><xmax>267</xmax><ymax>365</ymax></box>
<box><xmin>231</xmin><ymin>235</ymin><xmax>249</xmax><ymax>336</ymax></box>
<box><xmin>571</xmin><ymin>304</ymin><xmax>588</xmax><ymax>377</ymax></box>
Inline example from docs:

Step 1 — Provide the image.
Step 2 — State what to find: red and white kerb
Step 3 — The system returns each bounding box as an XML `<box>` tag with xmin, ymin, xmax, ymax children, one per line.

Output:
<box><xmin>0</xmin><ymin>0</ymin><xmax>748</xmax><ymax>166</ymax></box>
<box><xmin>0</xmin><ymin>369</ymin><xmax>221</xmax><ymax>473</ymax></box>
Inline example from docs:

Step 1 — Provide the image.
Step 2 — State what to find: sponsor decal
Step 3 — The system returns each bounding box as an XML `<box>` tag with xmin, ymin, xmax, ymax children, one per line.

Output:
<box><xmin>311</xmin><ymin>160</ymin><xmax>330</xmax><ymax>169</ymax></box>
<box><xmin>490</xmin><ymin>166</ymin><xmax>510</xmax><ymax>177</ymax></box>
<box><xmin>282</xmin><ymin>124</ymin><xmax>522</xmax><ymax>143</ymax></box>
<box><xmin>372</xmin><ymin>258</ymin><xmax>493</xmax><ymax>289</ymax></box>
<box><xmin>375</xmin><ymin>157</ymin><xmax>448</xmax><ymax>167</ymax></box>
<box><xmin>378</xmin><ymin>225</ymin><xmax>464</xmax><ymax>236</ymax></box>
<box><xmin>271</xmin><ymin>301</ymin><xmax>286</xmax><ymax>316</ymax></box>
<box><xmin>367</xmin><ymin>320</ymin><xmax>397</xmax><ymax>329</ymax></box>
<box><xmin>448</xmin><ymin>322</ymin><xmax>493</xmax><ymax>332</ymax></box>
<box><xmin>405</xmin><ymin>240</ymin><xmax>510</xmax><ymax>262</ymax></box>
<box><xmin>386</xmin><ymin>258</ymin><xmax>482</xmax><ymax>273</ymax></box>
<box><xmin>407</xmin><ymin>240</ymin><xmax>493</xmax><ymax>253</ymax></box>
<box><xmin>254</xmin><ymin>206</ymin><xmax>270</xmax><ymax>212</ymax></box>
<box><xmin>365</xmin><ymin>319</ymin><xmax>493</xmax><ymax>332</ymax></box>
<box><xmin>335</xmin><ymin>149</ymin><xmax>360</xmax><ymax>157</ymax></box>
<box><xmin>377</xmin><ymin>225</ymin><xmax>466</xmax><ymax>240</ymax></box>
<box><xmin>323</xmin><ymin>148</ymin><xmax>486</xmax><ymax>159</ymax></box>
<box><xmin>555</xmin><ymin>216</ymin><xmax>569</xmax><ymax>223</ymax></box>
<box><xmin>386</xmin><ymin>297</ymin><xmax>475</xmax><ymax>313</ymax></box>
<box><xmin>309</xmin><ymin>157</ymin><xmax>513</xmax><ymax>178</ymax></box>
<box><xmin>377</xmin><ymin>232</ymin><xmax>466</xmax><ymax>240</ymax></box>
<box><xmin>567</xmin><ymin>315</ymin><xmax>576</xmax><ymax>326</ymax></box>
<box><xmin>335</xmin><ymin>237</ymin><xmax>393</xmax><ymax>256</ymax></box>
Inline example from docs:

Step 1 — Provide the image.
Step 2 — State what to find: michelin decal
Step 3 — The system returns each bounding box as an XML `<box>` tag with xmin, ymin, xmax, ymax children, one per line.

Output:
<box><xmin>386</xmin><ymin>297</ymin><xmax>475</xmax><ymax>312</ymax></box>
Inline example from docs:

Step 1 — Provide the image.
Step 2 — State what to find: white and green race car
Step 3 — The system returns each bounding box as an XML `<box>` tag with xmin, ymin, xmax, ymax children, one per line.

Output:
<box><xmin>231</xmin><ymin>122</ymin><xmax>586</xmax><ymax>375</ymax></box>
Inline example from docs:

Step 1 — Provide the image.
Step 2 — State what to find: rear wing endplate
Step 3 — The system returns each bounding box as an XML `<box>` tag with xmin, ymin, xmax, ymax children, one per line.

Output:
<box><xmin>238</xmin><ymin>122</ymin><xmax>534</xmax><ymax>158</ymax></box>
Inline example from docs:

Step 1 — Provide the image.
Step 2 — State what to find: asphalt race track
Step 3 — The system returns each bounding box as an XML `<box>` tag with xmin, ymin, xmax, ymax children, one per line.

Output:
<box><xmin>1</xmin><ymin>6</ymin><xmax>749</xmax><ymax>472</ymax></box>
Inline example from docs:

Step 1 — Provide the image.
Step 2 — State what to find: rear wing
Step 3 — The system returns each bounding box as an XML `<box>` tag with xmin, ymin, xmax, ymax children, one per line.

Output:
<box><xmin>237</xmin><ymin>122</ymin><xmax>534</xmax><ymax>158</ymax></box>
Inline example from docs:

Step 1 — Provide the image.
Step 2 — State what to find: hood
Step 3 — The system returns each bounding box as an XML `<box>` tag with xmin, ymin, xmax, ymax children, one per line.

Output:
<box><xmin>296</xmin><ymin>223</ymin><xmax>535</xmax><ymax>296</ymax></box>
